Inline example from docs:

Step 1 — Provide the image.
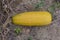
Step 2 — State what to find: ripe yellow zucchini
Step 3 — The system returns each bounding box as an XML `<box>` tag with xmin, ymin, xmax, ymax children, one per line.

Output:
<box><xmin>12</xmin><ymin>11</ymin><xmax>52</xmax><ymax>26</ymax></box>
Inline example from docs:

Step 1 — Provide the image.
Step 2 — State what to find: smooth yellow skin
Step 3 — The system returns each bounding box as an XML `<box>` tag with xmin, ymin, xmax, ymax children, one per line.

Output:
<box><xmin>12</xmin><ymin>11</ymin><xmax>52</xmax><ymax>26</ymax></box>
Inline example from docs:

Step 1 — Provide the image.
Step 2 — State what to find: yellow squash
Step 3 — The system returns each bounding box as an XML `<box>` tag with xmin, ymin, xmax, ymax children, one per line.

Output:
<box><xmin>12</xmin><ymin>11</ymin><xmax>52</xmax><ymax>26</ymax></box>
